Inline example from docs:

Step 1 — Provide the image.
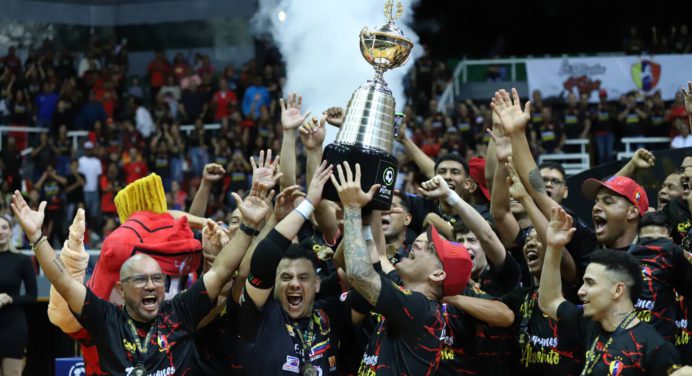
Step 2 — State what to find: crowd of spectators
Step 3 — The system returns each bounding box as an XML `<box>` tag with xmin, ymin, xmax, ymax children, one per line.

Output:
<box><xmin>624</xmin><ymin>25</ymin><xmax>691</xmax><ymax>55</ymax></box>
<box><xmin>0</xmin><ymin>37</ymin><xmax>690</xmax><ymax>248</ymax></box>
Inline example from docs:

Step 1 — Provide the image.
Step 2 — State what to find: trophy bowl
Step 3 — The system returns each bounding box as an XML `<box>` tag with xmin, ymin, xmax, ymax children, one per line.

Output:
<box><xmin>360</xmin><ymin>24</ymin><xmax>413</xmax><ymax>73</ymax></box>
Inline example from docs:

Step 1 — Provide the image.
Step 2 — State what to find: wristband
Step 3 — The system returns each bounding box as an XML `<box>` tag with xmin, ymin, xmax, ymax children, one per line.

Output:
<box><xmin>239</xmin><ymin>223</ymin><xmax>260</xmax><ymax>237</ymax></box>
<box><xmin>31</xmin><ymin>234</ymin><xmax>47</xmax><ymax>251</ymax></box>
<box><xmin>362</xmin><ymin>225</ymin><xmax>373</xmax><ymax>242</ymax></box>
<box><xmin>444</xmin><ymin>191</ymin><xmax>461</xmax><ymax>206</ymax></box>
<box><xmin>294</xmin><ymin>200</ymin><xmax>315</xmax><ymax>220</ymax></box>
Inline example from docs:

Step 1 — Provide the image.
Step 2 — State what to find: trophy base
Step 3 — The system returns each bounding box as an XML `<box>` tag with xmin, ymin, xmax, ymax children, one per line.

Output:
<box><xmin>322</xmin><ymin>143</ymin><xmax>398</xmax><ymax>211</ymax></box>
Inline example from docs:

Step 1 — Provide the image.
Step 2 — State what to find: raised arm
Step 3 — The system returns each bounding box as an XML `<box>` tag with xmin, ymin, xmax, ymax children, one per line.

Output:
<box><xmin>488</xmin><ymin>128</ymin><xmax>520</xmax><ymax>247</ymax></box>
<box><xmin>203</xmin><ymin>183</ymin><xmax>274</xmax><ymax>302</ymax></box>
<box><xmin>538</xmin><ymin>207</ymin><xmax>576</xmax><ymax>320</ymax></box>
<box><xmin>331</xmin><ymin>162</ymin><xmax>382</xmax><ymax>306</ymax></box>
<box><xmin>279</xmin><ymin>93</ymin><xmax>311</xmax><ymax>189</ymax></box>
<box><xmin>397</xmin><ymin>119</ymin><xmax>435</xmax><ymax>178</ymax></box>
<box><xmin>11</xmin><ymin>191</ymin><xmax>86</xmax><ymax>315</ymax></box>
<box><xmin>683</xmin><ymin>81</ymin><xmax>692</xmax><ymax>128</ymax></box>
<box><xmin>418</xmin><ymin>176</ymin><xmax>507</xmax><ymax>268</ymax></box>
<box><xmin>188</xmin><ymin>163</ymin><xmax>225</xmax><ymax>216</ymax></box>
<box><xmin>614</xmin><ymin>148</ymin><xmax>655</xmax><ymax>178</ymax></box>
<box><xmin>492</xmin><ymin>89</ymin><xmax>556</xmax><ymax>220</ymax></box>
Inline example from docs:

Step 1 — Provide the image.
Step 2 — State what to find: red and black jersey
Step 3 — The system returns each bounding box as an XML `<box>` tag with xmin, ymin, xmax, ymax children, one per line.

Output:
<box><xmin>502</xmin><ymin>287</ymin><xmax>584</xmax><ymax>376</ymax></box>
<box><xmin>358</xmin><ymin>274</ymin><xmax>443</xmax><ymax>376</ymax></box>
<box><xmin>674</xmin><ymin>293</ymin><xmax>691</xmax><ymax>364</ymax></box>
<box><xmin>75</xmin><ymin>278</ymin><xmax>214</xmax><ymax>375</ymax></box>
<box><xmin>557</xmin><ymin>300</ymin><xmax>680</xmax><ymax>376</ymax></box>
<box><xmin>629</xmin><ymin>237</ymin><xmax>692</xmax><ymax>342</ymax></box>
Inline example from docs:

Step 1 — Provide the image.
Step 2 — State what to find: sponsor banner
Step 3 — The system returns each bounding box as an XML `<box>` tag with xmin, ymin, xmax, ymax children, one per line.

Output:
<box><xmin>526</xmin><ymin>54</ymin><xmax>692</xmax><ymax>102</ymax></box>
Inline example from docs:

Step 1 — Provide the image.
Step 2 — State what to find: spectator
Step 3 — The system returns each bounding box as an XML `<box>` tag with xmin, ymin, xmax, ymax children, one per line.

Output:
<box><xmin>99</xmin><ymin>162</ymin><xmax>123</xmax><ymax>221</ymax></box>
<box><xmin>158</xmin><ymin>75</ymin><xmax>181</xmax><ymax>102</ymax></box>
<box><xmin>74</xmin><ymin>91</ymin><xmax>107</xmax><ymax>131</ymax></box>
<box><xmin>591</xmin><ymin>89</ymin><xmax>616</xmax><ymax>164</ymax></box>
<box><xmin>672</xmin><ymin>25</ymin><xmax>691</xmax><ymax>53</ymax></box>
<box><xmin>78</xmin><ymin>141</ymin><xmax>102</xmax><ymax>236</ymax></box>
<box><xmin>127</xmin><ymin>76</ymin><xmax>144</xmax><ymax>99</ymax></box>
<box><xmin>617</xmin><ymin>92</ymin><xmax>648</xmax><ymax>143</ymax></box>
<box><xmin>211</xmin><ymin>78</ymin><xmax>237</xmax><ymax>121</ymax></box>
<box><xmin>122</xmin><ymin>147</ymin><xmax>148</xmax><ymax>184</ymax></box>
<box><xmin>1</xmin><ymin>46</ymin><xmax>21</xmax><ymax>74</ymax></box>
<box><xmin>624</xmin><ymin>26</ymin><xmax>645</xmax><ymax>54</ymax></box>
<box><xmin>1</xmin><ymin>137</ymin><xmax>22</xmax><ymax>191</ymax></box>
<box><xmin>8</xmin><ymin>89</ymin><xmax>32</xmax><ymax>126</ymax></box>
<box><xmin>64</xmin><ymin>159</ymin><xmax>85</xmax><ymax>225</ymax></box>
<box><xmin>671</xmin><ymin>117</ymin><xmax>692</xmax><ymax>148</ymax></box>
<box><xmin>30</xmin><ymin>132</ymin><xmax>59</xmax><ymax>180</ymax></box>
<box><xmin>187</xmin><ymin>118</ymin><xmax>211</xmax><ymax>176</ymax></box>
<box><xmin>171</xmin><ymin>52</ymin><xmax>190</xmax><ymax>83</ymax></box>
<box><xmin>34</xmin><ymin>81</ymin><xmax>59</xmax><ymax>129</ymax></box>
<box><xmin>242</xmin><ymin>76</ymin><xmax>270</xmax><ymax>119</ymax></box>
<box><xmin>180</xmin><ymin>80</ymin><xmax>209</xmax><ymax>122</ymax></box>
<box><xmin>133</xmin><ymin>96</ymin><xmax>154</xmax><ymax>139</ymax></box>
<box><xmin>34</xmin><ymin>164</ymin><xmax>67</xmax><ymax>244</ymax></box>
<box><xmin>536</xmin><ymin>107</ymin><xmax>564</xmax><ymax>154</ymax></box>
<box><xmin>147</xmin><ymin>51</ymin><xmax>170</xmax><ymax>102</ymax></box>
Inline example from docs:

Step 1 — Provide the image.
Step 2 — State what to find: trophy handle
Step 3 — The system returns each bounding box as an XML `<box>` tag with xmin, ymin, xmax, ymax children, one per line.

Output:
<box><xmin>359</xmin><ymin>27</ymin><xmax>369</xmax><ymax>54</ymax></box>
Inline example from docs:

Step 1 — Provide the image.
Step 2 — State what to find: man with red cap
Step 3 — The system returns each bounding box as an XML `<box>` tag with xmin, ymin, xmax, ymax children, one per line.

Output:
<box><xmin>331</xmin><ymin>162</ymin><xmax>473</xmax><ymax>375</ymax></box>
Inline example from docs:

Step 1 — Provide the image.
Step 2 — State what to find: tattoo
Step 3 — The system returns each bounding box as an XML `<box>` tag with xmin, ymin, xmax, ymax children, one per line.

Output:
<box><xmin>528</xmin><ymin>168</ymin><xmax>547</xmax><ymax>193</ymax></box>
<box><xmin>52</xmin><ymin>257</ymin><xmax>66</xmax><ymax>274</ymax></box>
<box><xmin>611</xmin><ymin>309</ymin><xmax>628</xmax><ymax>317</ymax></box>
<box><xmin>343</xmin><ymin>207</ymin><xmax>381</xmax><ymax>306</ymax></box>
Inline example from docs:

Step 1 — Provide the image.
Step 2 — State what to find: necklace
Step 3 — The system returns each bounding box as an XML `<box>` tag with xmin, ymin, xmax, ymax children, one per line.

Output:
<box><xmin>125</xmin><ymin>309</ymin><xmax>157</xmax><ymax>372</ymax></box>
<box><xmin>580</xmin><ymin>310</ymin><xmax>637</xmax><ymax>376</ymax></box>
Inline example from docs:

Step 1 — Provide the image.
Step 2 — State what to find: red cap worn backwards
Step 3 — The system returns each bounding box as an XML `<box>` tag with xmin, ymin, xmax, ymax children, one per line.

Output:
<box><xmin>468</xmin><ymin>157</ymin><xmax>490</xmax><ymax>201</ymax></box>
<box><xmin>581</xmin><ymin>175</ymin><xmax>649</xmax><ymax>216</ymax></box>
<box><xmin>428</xmin><ymin>225</ymin><xmax>472</xmax><ymax>296</ymax></box>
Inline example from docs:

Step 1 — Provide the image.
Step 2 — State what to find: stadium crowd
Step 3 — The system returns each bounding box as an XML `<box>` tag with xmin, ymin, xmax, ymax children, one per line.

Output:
<box><xmin>0</xmin><ymin>35</ymin><xmax>692</xmax><ymax>376</ymax></box>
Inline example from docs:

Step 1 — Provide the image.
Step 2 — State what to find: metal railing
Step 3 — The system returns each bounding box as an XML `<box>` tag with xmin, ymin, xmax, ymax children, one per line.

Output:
<box><xmin>616</xmin><ymin>137</ymin><xmax>671</xmax><ymax>160</ymax></box>
<box><xmin>537</xmin><ymin>139</ymin><xmax>590</xmax><ymax>176</ymax></box>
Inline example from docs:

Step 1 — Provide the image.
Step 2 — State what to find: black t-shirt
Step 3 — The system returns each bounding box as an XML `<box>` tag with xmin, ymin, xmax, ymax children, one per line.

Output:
<box><xmin>675</xmin><ymin>293</ymin><xmax>692</xmax><ymax>364</ymax></box>
<box><xmin>621</xmin><ymin>110</ymin><xmax>645</xmax><ymax>137</ymax></box>
<box><xmin>538</xmin><ymin>122</ymin><xmax>563</xmax><ymax>152</ymax></box>
<box><xmin>358</xmin><ymin>274</ymin><xmax>443</xmax><ymax>376</ymax></box>
<box><xmin>508</xmin><ymin>226</ymin><xmax>534</xmax><ymax>288</ymax></box>
<box><xmin>194</xmin><ymin>299</ymin><xmax>250</xmax><ymax>376</ymax></box>
<box><xmin>563</xmin><ymin>206</ymin><xmax>599</xmax><ymax>276</ymax></box>
<box><xmin>562</xmin><ymin>107</ymin><xmax>587</xmax><ymax>139</ymax></box>
<box><xmin>501</xmin><ymin>288</ymin><xmax>584</xmax><ymax>376</ymax></box>
<box><xmin>74</xmin><ymin>278</ymin><xmax>214</xmax><ymax>375</ymax></box>
<box><xmin>557</xmin><ymin>300</ymin><xmax>681</xmax><ymax>376</ymax></box>
<box><xmin>630</xmin><ymin>237</ymin><xmax>692</xmax><ymax>341</ymax></box>
<box><xmin>478</xmin><ymin>252</ymin><xmax>521</xmax><ymax>297</ymax></box>
<box><xmin>65</xmin><ymin>173</ymin><xmax>85</xmax><ymax>204</ymax></box>
<box><xmin>661</xmin><ymin>198</ymin><xmax>692</xmax><ymax>252</ymax></box>
<box><xmin>437</xmin><ymin>285</ymin><xmax>483</xmax><ymax>376</ymax></box>
<box><xmin>238</xmin><ymin>293</ymin><xmax>348</xmax><ymax>376</ymax></box>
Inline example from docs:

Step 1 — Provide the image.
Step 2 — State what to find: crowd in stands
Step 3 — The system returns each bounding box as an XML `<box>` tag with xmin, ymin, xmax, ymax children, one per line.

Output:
<box><xmin>624</xmin><ymin>25</ymin><xmax>691</xmax><ymax>55</ymax></box>
<box><xmin>0</xmin><ymin>37</ymin><xmax>691</xmax><ymax>249</ymax></box>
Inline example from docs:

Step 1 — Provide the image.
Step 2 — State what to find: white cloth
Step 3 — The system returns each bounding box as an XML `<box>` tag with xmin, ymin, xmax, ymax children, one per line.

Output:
<box><xmin>136</xmin><ymin>106</ymin><xmax>155</xmax><ymax>138</ymax></box>
<box><xmin>671</xmin><ymin>134</ymin><xmax>692</xmax><ymax>149</ymax></box>
<box><xmin>78</xmin><ymin>156</ymin><xmax>102</xmax><ymax>192</ymax></box>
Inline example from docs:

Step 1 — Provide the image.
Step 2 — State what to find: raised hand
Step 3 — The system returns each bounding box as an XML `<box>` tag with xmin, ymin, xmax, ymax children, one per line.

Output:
<box><xmin>202</xmin><ymin>219</ymin><xmax>230</xmax><ymax>258</ymax></box>
<box><xmin>330</xmin><ymin>162</ymin><xmax>380</xmax><ymax>209</ymax></box>
<box><xmin>505</xmin><ymin>157</ymin><xmax>528</xmax><ymax>201</ymax></box>
<box><xmin>491</xmin><ymin>88</ymin><xmax>531</xmax><ymax>134</ymax></box>
<box><xmin>10</xmin><ymin>190</ymin><xmax>45</xmax><ymax>241</ymax></box>
<box><xmin>203</xmin><ymin>163</ymin><xmax>226</xmax><ymax>183</ymax></box>
<box><xmin>324</xmin><ymin>107</ymin><xmax>344</xmax><ymax>128</ymax></box>
<box><xmin>631</xmin><ymin>148</ymin><xmax>655</xmax><ymax>169</ymax></box>
<box><xmin>280</xmin><ymin>93</ymin><xmax>311</xmax><ymax>130</ymax></box>
<box><xmin>231</xmin><ymin>182</ymin><xmax>275</xmax><ymax>228</ymax></box>
<box><xmin>546</xmin><ymin>207</ymin><xmax>576</xmax><ymax>249</ymax></box>
<box><xmin>487</xmin><ymin>128</ymin><xmax>512</xmax><ymax>164</ymax></box>
<box><xmin>417</xmin><ymin>175</ymin><xmax>453</xmax><ymax>200</ymax></box>
<box><xmin>251</xmin><ymin>149</ymin><xmax>282</xmax><ymax>190</ymax></box>
<box><xmin>0</xmin><ymin>293</ymin><xmax>12</xmax><ymax>309</ymax></box>
<box><xmin>682</xmin><ymin>81</ymin><xmax>692</xmax><ymax>116</ymax></box>
<box><xmin>67</xmin><ymin>208</ymin><xmax>86</xmax><ymax>251</ymax></box>
<box><xmin>299</xmin><ymin>116</ymin><xmax>326</xmax><ymax>150</ymax></box>
<box><xmin>273</xmin><ymin>185</ymin><xmax>304</xmax><ymax>222</ymax></box>
<box><xmin>306</xmin><ymin>160</ymin><xmax>334</xmax><ymax>206</ymax></box>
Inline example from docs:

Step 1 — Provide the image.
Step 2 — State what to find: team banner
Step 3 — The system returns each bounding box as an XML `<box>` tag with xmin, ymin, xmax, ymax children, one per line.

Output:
<box><xmin>526</xmin><ymin>54</ymin><xmax>692</xmax><ymax>102</ymax></box>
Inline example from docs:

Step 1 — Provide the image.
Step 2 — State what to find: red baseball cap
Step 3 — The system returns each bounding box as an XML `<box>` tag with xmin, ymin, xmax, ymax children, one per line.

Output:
<box><xmin>581</xmin><ymin>176</ymin><xmax>649</xmax><ymax>216</ymax></box>
<box><xmin>428</xmin><ymin>226</ymin><xmax>472</xmax><ymax>296</ymax></box>
<box><xmin>469</xmin><ymin>157</ymin><xmax>490</xmax><ymax>201</ymax></box>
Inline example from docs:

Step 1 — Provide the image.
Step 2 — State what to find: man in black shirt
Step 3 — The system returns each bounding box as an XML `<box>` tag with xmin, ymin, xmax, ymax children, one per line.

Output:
<box><xmin>539</xmin><ymin>207</ymin><xmax>683</xmax><ymax>376</ymax></box>
<box><xmin>10</xmin><ymin>186</ymin><xmax>271</xmax><ymax>375</ymax></box>
<box><xmin>331</xmin><ymin>162</ymin><xmax>472</xmax><ymax>375</ymax></box>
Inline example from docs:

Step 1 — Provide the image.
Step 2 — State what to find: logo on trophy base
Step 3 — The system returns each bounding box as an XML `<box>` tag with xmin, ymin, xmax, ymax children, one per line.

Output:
<box><xmin>322</xmin><ymin>0</ymin><xmax>413</xmax><ymax>210</ymax></box>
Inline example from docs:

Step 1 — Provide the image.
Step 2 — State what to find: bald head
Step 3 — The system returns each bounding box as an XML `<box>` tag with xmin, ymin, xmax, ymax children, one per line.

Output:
<box><xmin>120</xmin><ymin>254</ymin><xmax>161</xmax><ymax>280</ymax></box>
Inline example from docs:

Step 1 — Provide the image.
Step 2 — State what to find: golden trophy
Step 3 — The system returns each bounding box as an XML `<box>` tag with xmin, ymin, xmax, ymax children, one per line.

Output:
<box><xmin>322</xmin><ymin>0</ymin><xmax>414</xmax><ymax>210</ymax></box>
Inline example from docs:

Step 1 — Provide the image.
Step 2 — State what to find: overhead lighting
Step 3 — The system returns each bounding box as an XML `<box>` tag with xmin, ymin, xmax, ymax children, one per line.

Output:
<box><xmin>277</xmin><ymin>10</ymin><xmax>286</xmax><ymax>23</ymax></box>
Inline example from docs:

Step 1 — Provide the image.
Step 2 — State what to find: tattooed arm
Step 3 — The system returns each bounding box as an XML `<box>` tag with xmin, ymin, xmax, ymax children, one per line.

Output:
<box><xmin>343</xmin><ymin>207</ymin><xmax>382</xmax><ymax>306</ymax></box>
<box><xmin>492</xmin><ymin>89</ymin><xmax>558</xmax><ymax>220</ymax></box>
<box><xmin>10</xmin><ymin>191</ymin><xmax>87</xmax><ymax>314</ymax></box>
<box><xmin>331</xmin><ymin>162</ymin><xmax>384</xmax><ymax>306</ymax></box>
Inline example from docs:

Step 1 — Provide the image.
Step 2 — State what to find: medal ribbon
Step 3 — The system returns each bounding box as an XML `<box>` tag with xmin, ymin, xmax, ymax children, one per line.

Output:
<box><xmin>126</xmin><ymin>312</ymin><xmax>157</xmax><ymax>369</ymax></box>
<box><xmin>580</xmin><ymin>310</ymin><xmax>637</xmax><ymax>376</ymax></box>
<box><xmin>285</xmin><ymin>311</ymin><xmax>328</xmax><ymax>374</ymax></box>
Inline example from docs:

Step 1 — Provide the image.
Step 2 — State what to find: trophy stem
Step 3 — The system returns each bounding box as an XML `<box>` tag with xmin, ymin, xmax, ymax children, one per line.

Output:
<box><xmin>373</xmin><ymin>68</ymin><xmax>386</xmax><ymax>85</ymax></box>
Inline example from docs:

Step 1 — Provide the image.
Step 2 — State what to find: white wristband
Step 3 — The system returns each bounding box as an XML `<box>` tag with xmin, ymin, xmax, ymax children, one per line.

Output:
<box><xmin>362</xmin><ymin>225</ymin><xmax>373</xmax><ymax>242</ymax></box>
<box><xmin>444</xmin><ymin>191</ymin><xmax>461</xmax><ymax>206</ymax></box>
<box><xmin>294</xmin><ymin>200</ymin><xmax>315</xmax><ymax>220</ymax></box>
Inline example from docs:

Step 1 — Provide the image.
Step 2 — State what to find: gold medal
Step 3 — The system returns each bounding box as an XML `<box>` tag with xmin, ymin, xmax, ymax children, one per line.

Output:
<box><xmin>132</xmin><ymin>364</ymin><xmax>147</xmax><ymax>376</ymax></box>
<box><xmin>302</xmin><ymin>363</ymin><xmax>318</xmax><ymax>376</ymax></box>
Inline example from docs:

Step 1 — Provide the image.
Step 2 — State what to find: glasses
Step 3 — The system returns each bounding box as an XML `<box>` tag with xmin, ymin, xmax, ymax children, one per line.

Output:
<box><xmin>121</xmin><ymin>273</ymin><xmax>166</xmax><ymax>288</ymax></box>
<box><xmin>542</xmin><ymin>177</ymin><xmax>564</xmax><ymax>186</ymax></box>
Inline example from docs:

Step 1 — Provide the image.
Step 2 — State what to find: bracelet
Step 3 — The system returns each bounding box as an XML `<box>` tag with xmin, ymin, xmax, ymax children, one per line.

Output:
<box><xmin>444</xmin><ymin>191</ymin><xmax>461</xmax><ymax>206</ymax></box>
<box><xmin>294</xmin><ymin>200</ymin><xmax>315</xmax><ymax>220</ymax></box>
<box><xmin>31</xmin><ymin>235</ymin><xmax>47</xmax><ymax>251</ymax></box>
<box><xmin>239</xmin><ymin>223</ymin><xmax>260</xmax><ymax>237</ymax></box>
<box><xmin>362</xmin><ymin>225</ymin><xmax>374</xmax><ymax>242</ymax></box>
<box><xmin>667</xmin><ymin>364</ymin><xmax>683</xmax><ymax>375</ymax></box>
<box><xmin>29</xmin><ymin>231</ymin><xmax>44</xmax><ymax>248</ymax></box>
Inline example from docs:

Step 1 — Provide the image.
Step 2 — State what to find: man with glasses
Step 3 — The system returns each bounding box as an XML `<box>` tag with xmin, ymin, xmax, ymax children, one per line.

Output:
<box><xmin>538</xmin><ymin>162</ymin><xmax>568</xmax><ymax>205</ymax></box>
<box><xmin>10</xmin><ymin>185</ymin><xmax>272</xmax><ymax>375</ymax></box>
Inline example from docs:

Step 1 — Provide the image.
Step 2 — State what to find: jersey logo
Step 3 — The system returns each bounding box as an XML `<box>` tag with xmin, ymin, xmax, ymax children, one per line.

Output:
<box><xmin>392</xmin><ymin>281</ymin><xmax>412</xmax><ymax>295</ymax></box>
<box><xmin>157</xmin><ymin>334</ymin><xmax>171</xmax><ymax>352</ymax></box>
<box><xmin>609</xmin><ymin>359</ymin><xmax>624</xmax><ymax>376</ymax></box>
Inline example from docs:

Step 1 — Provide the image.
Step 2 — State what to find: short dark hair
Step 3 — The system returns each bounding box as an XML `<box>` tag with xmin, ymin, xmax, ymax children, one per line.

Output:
<box><xmin>434</xmin><ymin>153</ymin><xmax>469</xmax><ymax>176</ymax></box>
<box><xmin>453</xmin><ymin>221</ymin><xmax>471</xmax><ymax>237</ymax></box>
<box><xmin>393</xmin><ymin>192</ymin><xmax>412</xmax><ymax>213</ymax></box>
<box><xmin>638</xmin><ymin>211</ymin><xmax>671</xmax><ymax>233</ymax></box>
<box><xmin>283</xmin><ymin>244</ymin><xmax>318</xmax><ymax>271</ymax></box>
<box><xmin>538</xmin><ymin>161</ymin><xmax>566</xmax><ymax>179</ymax></box>
<box><xmin>588</xmin><ymin>249</ymin><xmax>642</xmax><ymax>303</ymax></box>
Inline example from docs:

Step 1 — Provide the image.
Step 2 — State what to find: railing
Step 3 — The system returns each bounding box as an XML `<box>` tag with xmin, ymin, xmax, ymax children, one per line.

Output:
<box><xmin>537</xmin><ymin>139</ymin><xmax>590</xmax><ymax>176</ymax></box>
<box><xmin>1</xmin><ymin>123</ymin><xmax>223</xmax><ymax>152</ymax></box>
<box><xmin>20</xmin><ymin>250</ymin><xmax>101</xmax><ymax>276</ymax></box>
<box><xmin>616</xmin><ymin>137</ymin><xmax>671</xmax><ymax>160</ymax></box>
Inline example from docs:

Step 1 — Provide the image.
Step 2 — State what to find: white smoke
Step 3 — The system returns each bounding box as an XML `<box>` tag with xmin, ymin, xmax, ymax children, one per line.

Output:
<box><xmin>253</xmin><ymin>0</ymin><xmax>422</xmax><ymax>143</ymax></box>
